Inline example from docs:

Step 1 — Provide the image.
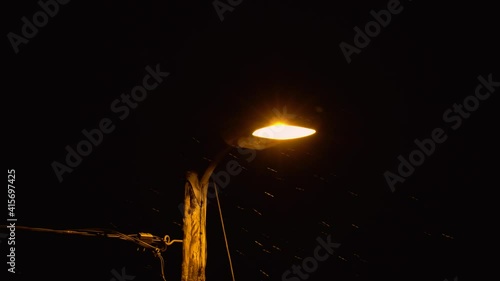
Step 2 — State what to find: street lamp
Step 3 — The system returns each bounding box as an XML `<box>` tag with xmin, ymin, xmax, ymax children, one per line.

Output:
<box><xmin>252</xmin><ymin>122</ymin><xmax>316</xmax><ymax>140</ymax></box>
<box><xmin>181</xmin><ymin>120</ymin><xmax>316</xmax><ymax>281</ymax></box>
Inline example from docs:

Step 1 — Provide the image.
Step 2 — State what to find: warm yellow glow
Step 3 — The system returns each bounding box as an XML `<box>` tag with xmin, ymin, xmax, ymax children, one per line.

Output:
<box><xmin>252</xmin><ymin>122</ymin><xmax>316</xmax><ymax>140</ymax></box>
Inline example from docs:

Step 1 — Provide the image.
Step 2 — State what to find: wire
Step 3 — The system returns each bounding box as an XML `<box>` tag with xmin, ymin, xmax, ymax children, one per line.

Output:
<box><xmin>214</xmin><ymin>181</ymin><xmax>236</xmax><ymax>281</ymax></box>
<box><xmin>0</xmin><ymin>224</ymin><xmax>181</xmax><ymax>281</ymax></box>
<box><xmin>153</xmin><ymin>248</ymin><xmax>167</xmax><ymax>281</ymax></box>
<box><xmin>6</xmin><ymin>225</ymin><xmax>159</xmax><ymax>249</ymax></box>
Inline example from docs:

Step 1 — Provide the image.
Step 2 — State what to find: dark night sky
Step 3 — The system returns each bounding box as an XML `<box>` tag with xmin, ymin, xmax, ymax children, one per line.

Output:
<box><xmin>3</xmin><ymin>0</ymin><xmax>498</xmax><ymax>281</ymax></box>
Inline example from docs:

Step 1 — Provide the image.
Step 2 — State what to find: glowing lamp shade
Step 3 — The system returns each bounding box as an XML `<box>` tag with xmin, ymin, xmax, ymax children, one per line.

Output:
<box><xmin>252</xmin><ymin>123</ymin><xmax>316</xmax><ymax>140</ymax></box>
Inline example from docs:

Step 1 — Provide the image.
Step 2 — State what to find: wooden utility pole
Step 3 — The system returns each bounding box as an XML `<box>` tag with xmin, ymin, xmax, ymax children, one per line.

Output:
<box><xmin>181</xmin><ymin>171</ymin><xmax>208</xmax><ymax>281</ymax></box>
<box><xmin>180</xmin><ymin>134</ymin><xmax>279</xmax><ymax>281</ymax></box>
<box><xmin>181</xmin><ymin>145</ymin><xmax>232</xmax><ymax>281</ymax></box>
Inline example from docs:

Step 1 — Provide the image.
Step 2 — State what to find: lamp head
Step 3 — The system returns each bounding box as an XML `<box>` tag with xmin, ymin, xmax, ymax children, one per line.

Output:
<box><xmin>251</xmin><ymin>122</ymin><xmax>316</xmax><ymax>140</ymax></box>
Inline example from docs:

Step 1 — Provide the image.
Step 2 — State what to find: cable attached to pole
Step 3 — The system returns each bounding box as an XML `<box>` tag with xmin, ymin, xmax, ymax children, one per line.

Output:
<box><xmin>0</xmin><ymin>225</ymin><xmax>182</xmax><ymax>281</ymax></box>
<box><xmin>214</xmin><ymin>181</ymin><xmax>236</xmax><ymax>281</ymax></box>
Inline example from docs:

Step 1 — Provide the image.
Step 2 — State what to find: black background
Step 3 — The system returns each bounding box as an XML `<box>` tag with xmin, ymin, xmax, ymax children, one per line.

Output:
<box><xmin>3</xmin><ymin>0</ymin><xmax>498</xmax><ymax>281</ymax></box>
